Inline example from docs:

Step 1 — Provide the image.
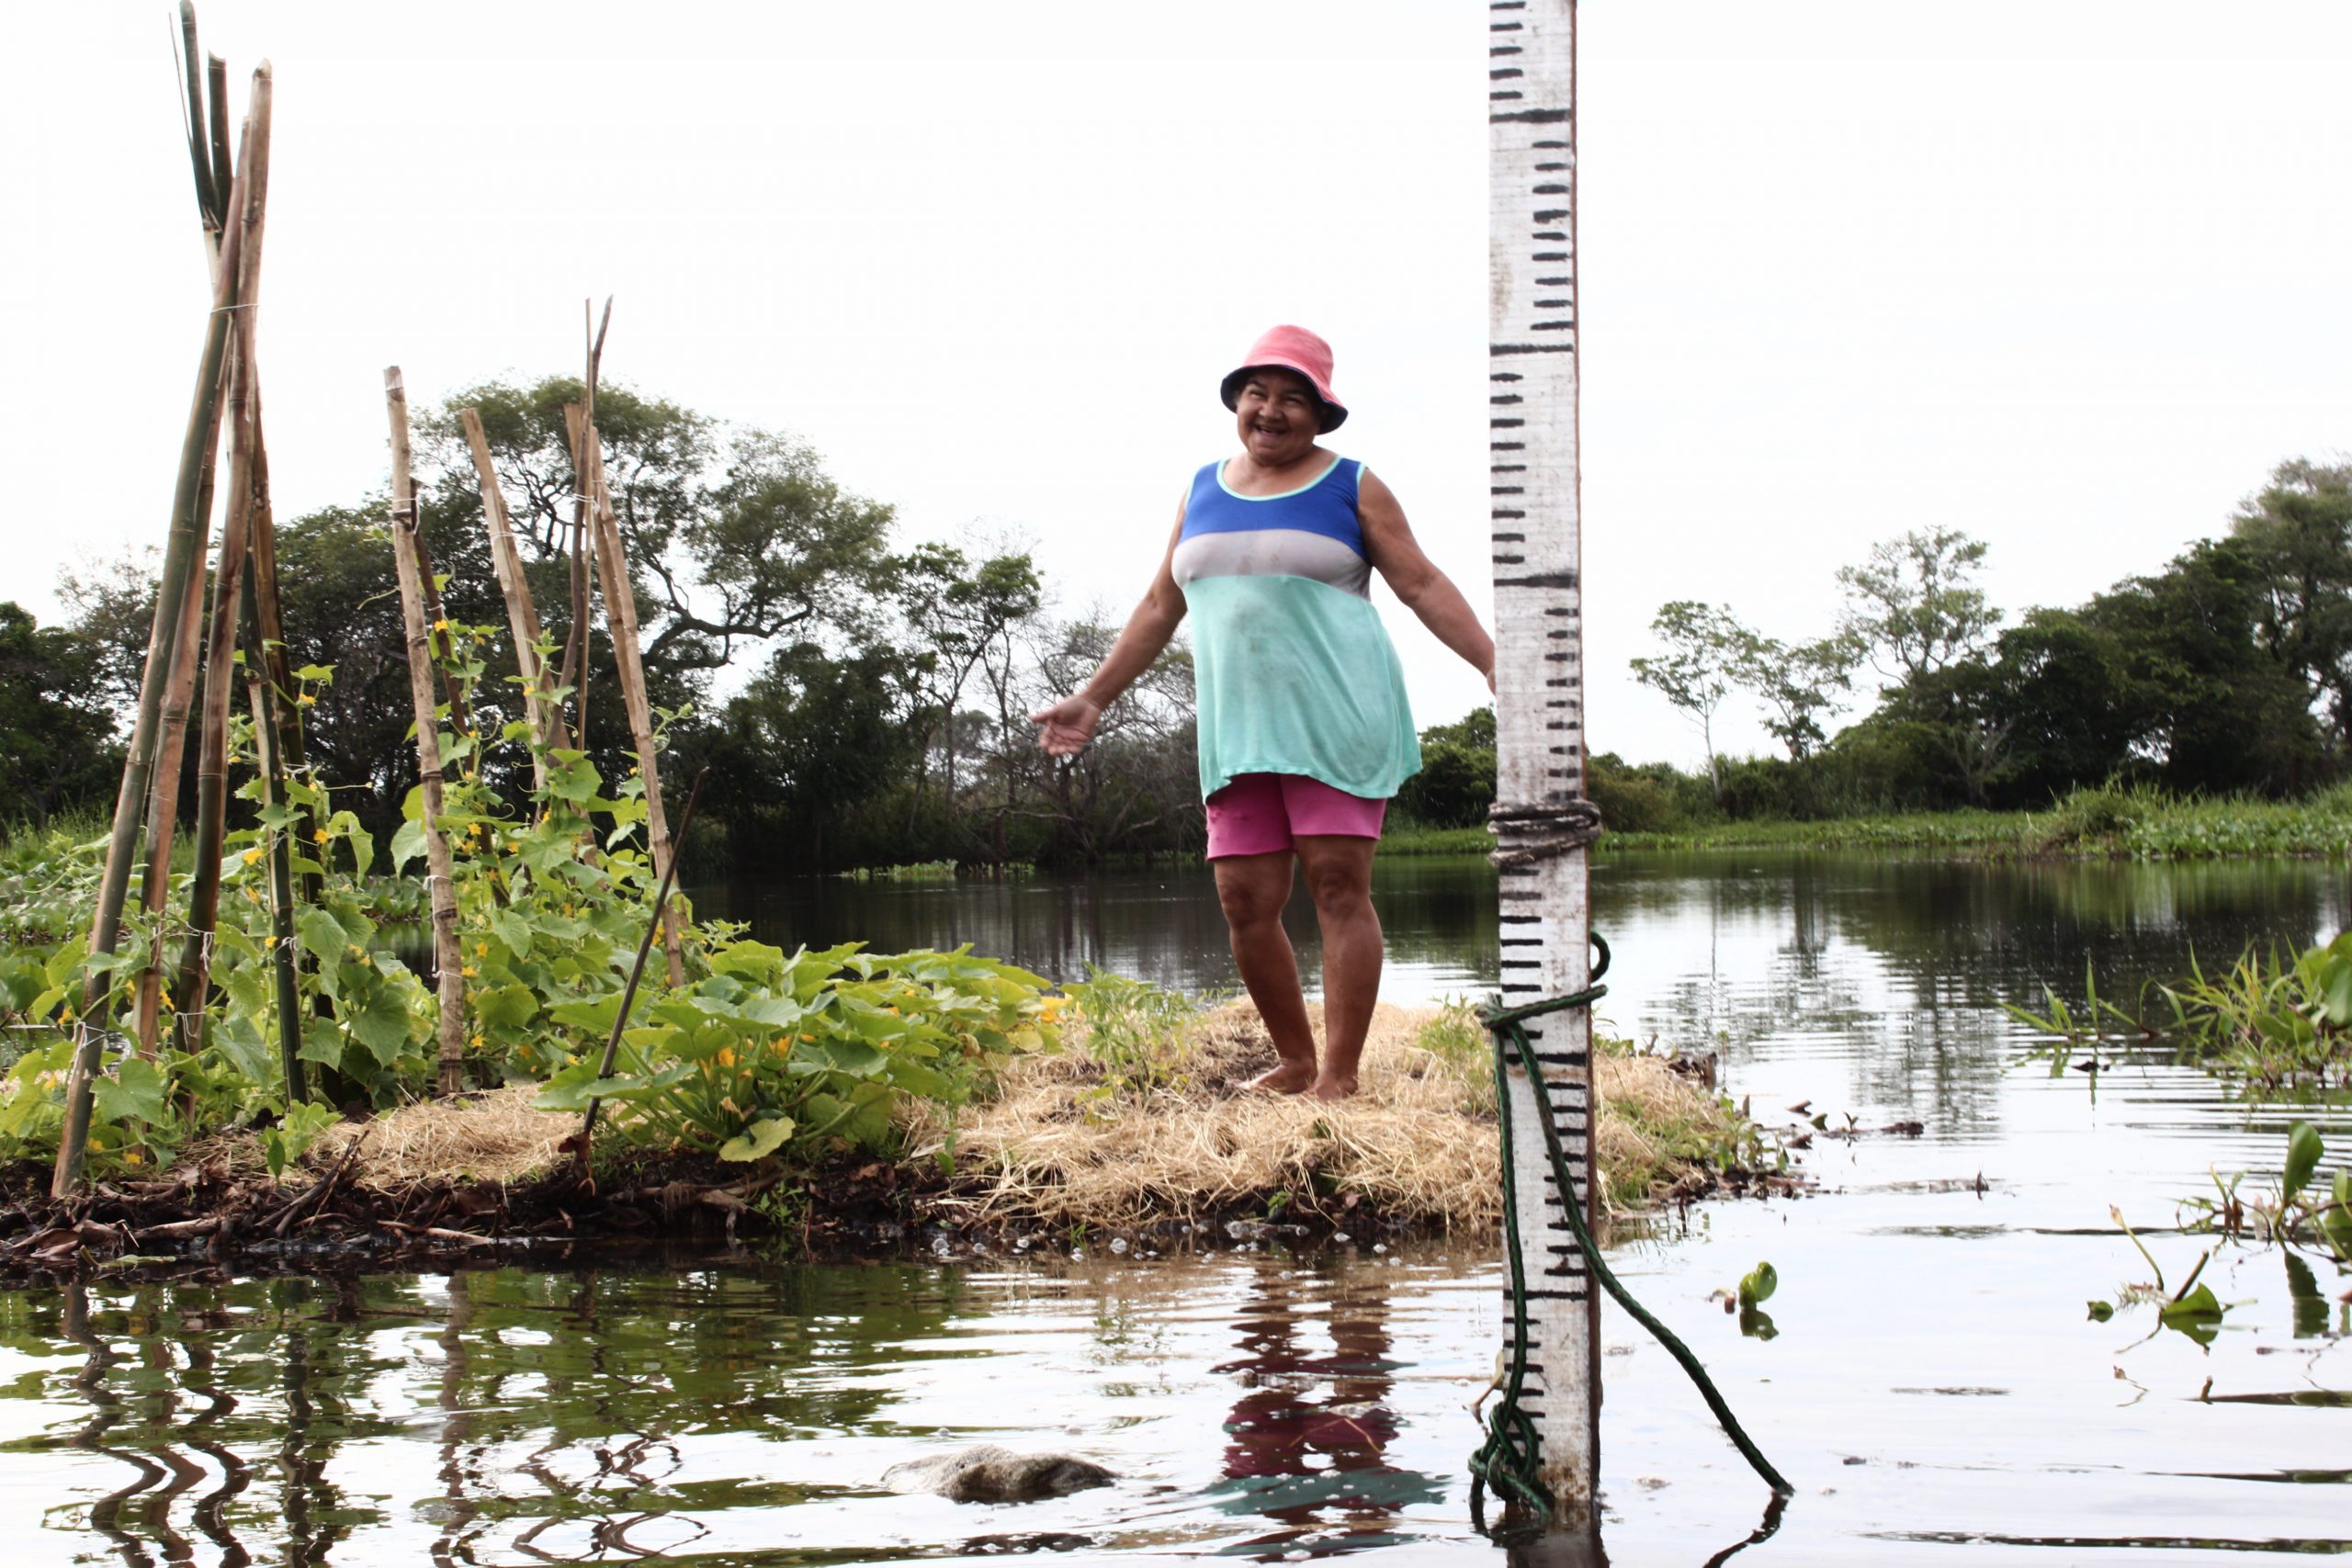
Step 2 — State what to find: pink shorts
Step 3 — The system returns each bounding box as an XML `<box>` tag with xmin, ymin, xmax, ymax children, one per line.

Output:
<box><xmin>1204</xmin><ymin>773</ymin><xmax>1388</xmax><ymax>859</ymax></box>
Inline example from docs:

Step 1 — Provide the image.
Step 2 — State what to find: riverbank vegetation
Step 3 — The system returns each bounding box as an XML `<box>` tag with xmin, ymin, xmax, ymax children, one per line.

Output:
<box><xmin>9</xmin><ymin>390</ymin><xmax>2347</xmax><ymax>873</ymax></box>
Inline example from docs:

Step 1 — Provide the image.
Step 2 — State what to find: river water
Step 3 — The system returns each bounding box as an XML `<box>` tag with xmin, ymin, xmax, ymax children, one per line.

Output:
<box><xmin>3</xmin><ymin>853</ymin><xmax>2348</xmax><ymax>1563</ymax></box>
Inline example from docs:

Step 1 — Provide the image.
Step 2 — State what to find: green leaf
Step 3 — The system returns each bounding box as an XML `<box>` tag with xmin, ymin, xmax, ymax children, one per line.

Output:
<box><xmin>884</xmin><ymin>1058</ymin><xmax>956</xmax><ymax>1099</ymax></box>
<box><xmin>349</xmin><ymin>984</ymin><xmax>420</xmax><ymax>1062</ymax></box>
<box><xmin>718</xmin><ymin>1116</ymin><xmax>795</xmax><ymax>1162</ymax></box>
<box><xmin>1737</xmin><ymin>1260</ymin><xmax>1778</xmax><ymax>1307</ymax></box>
<box><xmin>389</xmin><ymin>817</ymin><xmax>427</xmax><ymax>874</ymax></box>
<box><xmin>297</xmin><ymin>908</ymin><xmax>351</xmax><ymax>964</ymax></box>
<box><xmin>797</xmin><ymin>1037</ymin><xmax>888</xmax><ymax>1078</ymax></box>
<box><xmin>45</xmin><ymin>936</ymin><xmax>87</xmax><ymax>991</ymax></box>
<box><xmin>477</xmin><ymin>984</ymin><xmax>538</xmax><ymax>1030</ymax></box>
<box><xmin>331</xmin><ymin>810</ymin><xmax>375</xmax><ymax>877</ymax></box>
<box><xmin>488</xmin><ymin>908</ymin><xmax>534</xmax><ymax>958</ymax></box>
<box><xmin>2323</xmin><ymin>956</ymin><xmax>2352</xmax><ymax>1027</ymax></box>
<box><xmin>91</xmin><ymin>1058</ymin><xmax>166</xmax><ymax>1127</ymax></box>
<box><xmin>2158</xmin><ymin>1283</ymin><xmax>2226</xmax><ymax>1346</ymax></box>
<box><xmin>2284</xmin><ymin>1121</ymin><xmax>2324</xmax><ymax>1205</ymax></box>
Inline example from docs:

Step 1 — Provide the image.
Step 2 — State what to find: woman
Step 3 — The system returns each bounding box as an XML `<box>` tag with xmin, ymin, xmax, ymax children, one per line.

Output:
<box><xmin>1033</xmin><ymin>326</ymin><xmax>1495</xmax><ymax>1100</ymax></box>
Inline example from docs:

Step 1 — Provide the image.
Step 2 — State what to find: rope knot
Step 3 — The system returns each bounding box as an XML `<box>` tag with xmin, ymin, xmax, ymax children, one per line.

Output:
<box><xmin>1487</xmin><ymin>797</ymin><xmax>1603</xmax><ymax>869</ymax></box>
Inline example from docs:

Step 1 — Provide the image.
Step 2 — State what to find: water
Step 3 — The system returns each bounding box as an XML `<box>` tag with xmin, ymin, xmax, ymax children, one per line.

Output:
<box><xmin>5</xmin><ymin>852</ymin><xmax>2348</xmax><ymax>1562</ymax></box>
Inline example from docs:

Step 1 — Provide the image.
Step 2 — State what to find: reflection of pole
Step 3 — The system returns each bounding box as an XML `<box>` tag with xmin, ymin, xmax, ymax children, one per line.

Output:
<box><xmin>1487</xmin><ymin>0</ymin><xmax>1598</xmax><ymax>1529</ymax></box>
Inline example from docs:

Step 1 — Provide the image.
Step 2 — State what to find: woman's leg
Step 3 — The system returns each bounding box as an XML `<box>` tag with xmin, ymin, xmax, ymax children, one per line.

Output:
<box><xmin>1294</xmin><ymin>834</ymin><xmax>1381</xmax><ymax>1100</ymax></box>
<box><xmin>1214</xmin><ymin>850</ymin><xmax>1319</xmax><ymax>1092</ymax></box>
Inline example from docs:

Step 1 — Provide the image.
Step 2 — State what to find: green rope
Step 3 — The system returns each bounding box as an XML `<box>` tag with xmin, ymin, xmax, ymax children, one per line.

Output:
<box><xmin>1469</xmin><ymin>932</ymin><xmax>1792</xmax><ymax>1532</ymax></box>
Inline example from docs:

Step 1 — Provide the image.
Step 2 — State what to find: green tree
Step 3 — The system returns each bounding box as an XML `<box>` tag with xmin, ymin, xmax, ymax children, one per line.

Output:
<box><xmin>1394</xmin><ymin>705</ymin><xmax>1496</xmax><ymax>829</ymax></box>
<box><xmin>1837</xmin><ymin>527</ymin><xmax>2002</xmax><ymax>686</ymax></box>
<box><xmin>892</xmin><ymin>544</ymin><xmax>1044</xmax><ymax>821</ymax></box>
<box><xmin>0</xmin><ymin>604</ymin><xmax>121</xmax><ymax>829</ymax></box>
<box><xmin>1630</xmin><ymin>600</ymin><xmax>1743</xmax><ymax>795</ymax></box>
<box><xmin>1728</xmin><ymin>628</ymin><xmax>1859</xmax><ymax>761</ymax></box>
<box><xmin>2229</xmin><ymin>457</ymin><xmax>2352</xmax><ymax>742</ymax></box>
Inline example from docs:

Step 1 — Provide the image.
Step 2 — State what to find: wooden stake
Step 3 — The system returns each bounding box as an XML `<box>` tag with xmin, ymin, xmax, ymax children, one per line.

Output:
<box><xmin>385</xmin><ymin>367</ymin><xmax>468</xmax><ymax>1096</ymax></box>
<box><xmin>458</xmin><ymin>406</ymin><xmax>556</xmax><ymax>782</ymax></box>
<box><xmin>566</xmin><ymin>402</ymin><xmax>684</xmax><ymax>985</ymax></box>
<box><xmin>1488</xmin><ymin>0</ymin><xmax>1598</xmax><ymax>1529</ymax></box>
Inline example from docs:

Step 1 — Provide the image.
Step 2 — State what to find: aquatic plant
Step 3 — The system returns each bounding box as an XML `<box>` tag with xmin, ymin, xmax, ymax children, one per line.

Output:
<box><xmin>2159</xmin><ymin>935</ymin><xmax>2352</xmax><ymax>1098</ymax></box>
<box><xmin>2182</xmin><ymin>1121</ymin><xmax>2352</xmax><ymax>1267</ymax></box>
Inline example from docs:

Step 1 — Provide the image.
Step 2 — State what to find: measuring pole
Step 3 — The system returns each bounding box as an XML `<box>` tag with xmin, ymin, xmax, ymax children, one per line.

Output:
<box><xmin>1489</xmin><ymin>0</ymin><xmax>1599</xmax><ymax>1527</ymax></box>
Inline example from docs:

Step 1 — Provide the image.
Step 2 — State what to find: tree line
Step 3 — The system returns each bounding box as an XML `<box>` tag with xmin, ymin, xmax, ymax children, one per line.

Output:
<box><xmin>13</xmin><ymin>376</ymin><xmax>1201</xmax><ymax>870</ymax></box>
<box><xmin>7</xmin><ymin>383</ymin><xmax>2344</xmax><ymax>853</ymax></box>
<box><xmin>1614</xmin><ymin>458</ymin><xmax>2352</xmax><ymax>826</ymax></box>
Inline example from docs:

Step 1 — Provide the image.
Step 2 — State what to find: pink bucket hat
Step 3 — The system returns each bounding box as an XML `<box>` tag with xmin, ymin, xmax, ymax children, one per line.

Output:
<box><xmin>1220</xmin><ymin>324</ymin><xmax>1348</xmax><ymax>432</ymax></box>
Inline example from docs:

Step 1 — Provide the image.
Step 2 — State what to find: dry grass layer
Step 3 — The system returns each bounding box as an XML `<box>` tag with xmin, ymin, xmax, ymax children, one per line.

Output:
<box><xmin>175</xmin><ymin>1005</ymin><xmax>1742</xmax><ymax>1237</ymax></box>
<box><xmin>315</xmin><ymin>1085</ymin><xmax>574</xmax><ymax>1190</ymax></box>
<box><xmin>906</xmin><ymin>1000</ymin><xmax>1741</xmax><ymax>1233</ymax></box>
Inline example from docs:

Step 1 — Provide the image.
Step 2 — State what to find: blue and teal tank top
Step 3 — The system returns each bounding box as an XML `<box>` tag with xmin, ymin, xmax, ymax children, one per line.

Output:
<box><xmin>1171</xmin><ymin>454</ymin><xmax>1420</xmax><ymax>802</ymax></box>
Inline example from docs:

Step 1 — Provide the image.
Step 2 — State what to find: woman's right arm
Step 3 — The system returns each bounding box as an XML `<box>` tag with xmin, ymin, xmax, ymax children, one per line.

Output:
<box><xmin>1032</xmin><ymin>505</ymin><xmax>1188</xmax><ymax>755</ymax></box>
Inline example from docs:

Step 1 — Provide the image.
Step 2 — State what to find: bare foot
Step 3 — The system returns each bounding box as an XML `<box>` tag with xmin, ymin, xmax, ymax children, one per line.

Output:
<box><xmin>1244</xmin><ymin>1060</ymin><xmax>1317</xmax><ymax>1094</ymax></box>
<box><xmin>1306</xmin><ymin>1073</ymin><xmax>1359</xmax><ymax>1101</ymax></box>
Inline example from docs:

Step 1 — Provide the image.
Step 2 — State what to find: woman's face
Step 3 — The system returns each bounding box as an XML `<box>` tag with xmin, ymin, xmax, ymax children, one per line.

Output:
<box><xmin>1234</xmin><ymin>368</ymin><xmax>1324</xmax><ymax>467</ymax></box>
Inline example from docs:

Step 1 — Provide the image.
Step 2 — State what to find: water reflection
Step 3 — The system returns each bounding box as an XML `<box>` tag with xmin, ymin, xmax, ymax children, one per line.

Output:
<box><xmin>708</xmin><ymin>851</ymin><xmax>2346</xmax><ymax>1134</ymax></box>
<box><xmin>1204</xmin><ymin>1258</ymin><xmax>1444</xmax><ymax>1558</ymax></box>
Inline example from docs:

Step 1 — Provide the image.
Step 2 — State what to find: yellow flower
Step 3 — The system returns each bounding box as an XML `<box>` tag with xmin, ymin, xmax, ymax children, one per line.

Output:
<box><xmin>798</xmin><ymin>1032</ymin><xmax>815</xmax><ymax>1043</ymax></box>
<box><xmin>470</xmin><ymin>1033</ymin><xmax>486</xmax><ymax>1051</ymax></box>
<box><xmin>123</xmin><ymin>1149</ymin><xmax>144</xmax><ymax>1168</ymax></box>
<box><xmin>433</xmin><ymin>618</ymin><xmax>450</xmax><ymax>632</ymax></box>
<box><xmin>298</xmin><ymin>692</ymin><xmax>317</xmax><ymax>707</ymax></box>
<box><xmin>313</xmin><ymin>829</ymin><xmax>330</xmax><ymax>844</ymax></box>
<box><xmin>264</xmin><ymin>935</ymin><xmax>278</xmax><ymax>949</ymax></box>
<box><xmin>475</xmin><ymin>942</ymin><xmax>490</xmax><ymax>956</ymax></box>
<box><xmin>461</xmin><ymin>964</ymin><xmax>478</xmax><ymax>978</ymax></box>
<box><xmin>772</xmin><ymin>1037</ymin><xmax>791</xmax><ymax>1054</ymax></box>
<box><xmin>716</xmin><ymin>1047</ymin><xmax>736</xmax><ymax>1068</ymax></box>
<box><xmin>242</xmin><ymin>848</ymin><xmax>264</xmax><ymax>865</ymax></box>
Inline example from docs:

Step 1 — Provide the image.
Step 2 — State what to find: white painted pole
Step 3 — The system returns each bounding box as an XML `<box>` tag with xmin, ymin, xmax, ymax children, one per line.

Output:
<box><xmin>1488</xmin><ymin>0</ymin><xmax>1598</xmax><ymax>1526</ymax></box>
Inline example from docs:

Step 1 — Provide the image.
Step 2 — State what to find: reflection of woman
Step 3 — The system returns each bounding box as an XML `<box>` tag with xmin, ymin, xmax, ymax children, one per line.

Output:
<box><xmin>1206</xmin><ymin>1257</ymin><xmax>1443</xmax><ymax>1543</ymax></box>
<box><xmin>1034</xmin><ymin>327</ymin><xmax>1495</xmax><ymax>1100</ymax></box>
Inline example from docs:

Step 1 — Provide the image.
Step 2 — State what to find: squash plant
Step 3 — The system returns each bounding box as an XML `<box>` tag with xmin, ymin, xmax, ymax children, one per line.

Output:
<box><xmin>533</xmin><ymin>942</ymin><xmax>1059</xmax><ymax>1162</ymax></box>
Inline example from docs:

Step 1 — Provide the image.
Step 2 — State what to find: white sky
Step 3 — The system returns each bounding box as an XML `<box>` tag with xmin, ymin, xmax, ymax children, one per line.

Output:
<box><xmin>6</xmin><ymin>2</ymin><xmax>2348</xmax><ymax>771</ymax></box>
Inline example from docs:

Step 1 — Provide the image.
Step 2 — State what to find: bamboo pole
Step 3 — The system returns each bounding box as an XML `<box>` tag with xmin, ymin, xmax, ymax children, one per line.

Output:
<box><xmin>553</xmin><ymin>299</ymin><xmax>610</xmax><ymax>753</ymax></box>
<box><xmin>242</xmin><ymin>558</ymin><xmax>304</xmax><ymax>1101</ymax></box>
<box><xmin>403</xmin><ymin>496</ymin><xmax>474</xmax><ymax>738</ymax></box>
<box><xmin>384</xmin><ymin>367</ymin><xmax>468</xmax><ymax>1096</ymax></box>
<box><xmin>55</xmin><ymin>20</ymin><xmax>249</xmax><ymax>1198</ymax></box>
<box><xmin>459</xmin><ymin>406</ymin><xmax>556</xmax><ymax>783</ymax></box>
<box><xmin>172</xmin><ymin>5</ymin><xmax>220</xmax><ymax>231</ymax></box>
<box><xmin>130</xmin><ymin>515</ymin><xmax>213</xmax><ymax>1055</ymax></box>
<box><xmin>175</xmin><ymin>64</ymin><xmax>273</xmax><ymax>1045</ymax></box>
<box><xmin>1487</xmin><ymin>0</ymin><xmax>1599</xmax><ymax>1529</ymax></box>
<box><xmin>566</xmin><ymin>402</ymin><xmax>684</xmax><ymax>985</ymax></box>
<box><xmin>240</xmin><ymin>400</ymin><xmax>322</xmax><ymax>904</ymax></box>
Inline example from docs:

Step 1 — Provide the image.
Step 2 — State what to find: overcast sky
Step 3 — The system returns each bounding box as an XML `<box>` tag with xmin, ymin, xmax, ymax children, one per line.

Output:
<box><xmin>7</xmin><ymin>2</ymin><xmax>2347</xmax><ymax>771</ymax></box>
